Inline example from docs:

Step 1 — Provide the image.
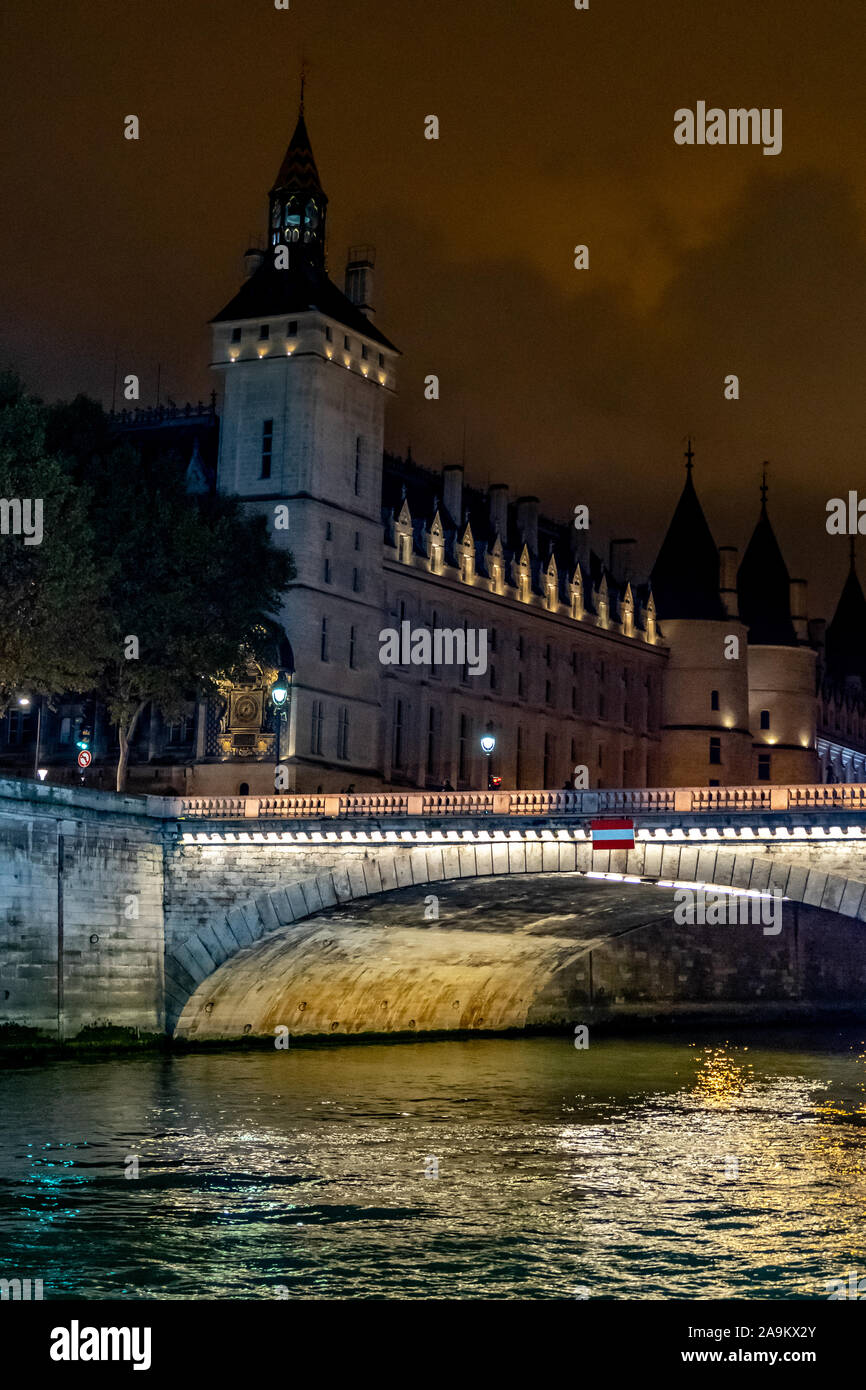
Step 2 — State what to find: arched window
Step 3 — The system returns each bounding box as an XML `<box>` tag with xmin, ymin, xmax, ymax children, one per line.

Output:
<box><xmin>239</xmin><ymin>782</ymin><xmax>250</xmax><ymax>796</ymax></box>
<box><xmin>303</xmin><ymin>200</ymin><xmax>319</xmax><ymax>241</ymax></box>
<box><xmin>284</xmin><ymin>198</ymin><xmax>301</xmax><ymax>241</ymax></box>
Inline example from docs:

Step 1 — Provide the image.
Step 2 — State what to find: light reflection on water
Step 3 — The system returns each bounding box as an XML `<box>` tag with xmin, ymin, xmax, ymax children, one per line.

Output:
<box><xmin>0</xmin><ymin>1029</ymin><xmax>865</xmax><ymax>1299</ymax></box>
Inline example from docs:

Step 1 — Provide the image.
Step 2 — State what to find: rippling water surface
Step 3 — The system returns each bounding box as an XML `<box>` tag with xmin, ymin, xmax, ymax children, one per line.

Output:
<box><xmin>1</xmin><ymin>1029</ymin><xmax>865</xmax><ymax>1299</ymax></box>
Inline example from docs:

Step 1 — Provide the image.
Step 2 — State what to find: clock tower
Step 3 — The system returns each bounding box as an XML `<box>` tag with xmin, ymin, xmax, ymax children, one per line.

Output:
<box><xmin>210</xmin><ymin>99</ymin><xmax>400</xmax><ymax>791</ymax></box>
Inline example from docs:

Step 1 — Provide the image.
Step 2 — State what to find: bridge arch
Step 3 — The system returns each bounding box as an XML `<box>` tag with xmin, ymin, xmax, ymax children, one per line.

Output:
<box><xmin>168</xmin><ymin>837</ymin><xmax>866</xmax><ymax>1040</ymax></box>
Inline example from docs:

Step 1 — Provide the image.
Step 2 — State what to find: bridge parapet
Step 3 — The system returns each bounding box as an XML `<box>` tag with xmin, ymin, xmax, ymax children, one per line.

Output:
<box><xmin>176</xmin><ymin>783</ymin><xmax>866</xmax><ymax>822</ymax></box>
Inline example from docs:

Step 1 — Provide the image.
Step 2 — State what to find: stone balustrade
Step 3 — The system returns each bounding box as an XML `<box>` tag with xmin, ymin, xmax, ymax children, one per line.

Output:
<box><xmin>175</xmin><ymin>782</ymin><xmax>866</xmax><ymax>821</ymax></box>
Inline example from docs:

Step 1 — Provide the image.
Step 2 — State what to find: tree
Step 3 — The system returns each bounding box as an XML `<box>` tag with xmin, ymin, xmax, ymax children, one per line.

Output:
<box><xmin>1</xmin><ymin>385</ymin><xmax>295</xmax><ymax>790</ymax></box>
<box><xmin>65</xmin><ymin>404</ymin><xmax>295</xmax><ymax>791</ymax></box>
<box><xmin>0</xmin><ymin>375</ymin><xmax>107</xmax><ymax>709</ymax></box>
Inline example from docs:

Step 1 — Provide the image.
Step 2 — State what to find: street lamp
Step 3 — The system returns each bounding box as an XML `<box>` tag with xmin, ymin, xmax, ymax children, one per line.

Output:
<box><xmin>18</xmin><ymin>694</ymin><xmax>43</xmax><ymax>782</ymax></box>
<box><xmin>270</xmin><ymin>667</ymin><xmax>293</xmax><ymax>784</ymax></box>
<box><xmin>480</xmin><ymin>732</ymin><xmax>497</xmax><ymax>790</ymax></box>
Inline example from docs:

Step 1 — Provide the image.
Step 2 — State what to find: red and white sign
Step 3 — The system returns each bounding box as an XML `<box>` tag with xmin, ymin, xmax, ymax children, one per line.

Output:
<box><xmin>590</xmin><ymin>818</ymin><xmax>635</xmax><ymax>850</ymax></box>
<box><xmin>77</xmin><ymin>749</ymin><xmax>92</xmax><ymax>769</ymax></box>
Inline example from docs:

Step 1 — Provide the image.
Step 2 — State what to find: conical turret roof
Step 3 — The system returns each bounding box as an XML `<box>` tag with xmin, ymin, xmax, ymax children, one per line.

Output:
<box><xmin>650</xmin><ymin>444</ymin><xmax>725</xmax><ymax>620</ymax></box>
<box><xmin>271</xmin><ymin>109</ymin><xmax>324</xmax><ymax>196</ymax></box>
<box><xmin>826</xmin><ymin>544</ymin><xmax>866</xmax><ymax>682</ymax></box>
<box><xmin>737</xmin><ymin>476</ymin><xmax>797</xmax><ymax>646</ymax></box>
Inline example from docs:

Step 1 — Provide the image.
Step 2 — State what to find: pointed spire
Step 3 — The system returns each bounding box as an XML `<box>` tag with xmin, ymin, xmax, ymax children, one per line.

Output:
<box><xmin>271</xmin><ymin>78</ymin><xmax>324</xmax><ymax>196</ymax></box>
<box><xmin>737</xmin><ymin>475</ymin><xmax>797</xmax><ymax>646</ymax></box>
<box><xmin>827</xmin><ymin>550</ymin><xmax>866</xmax><ymax>684</ymax></box>
<box><xmin>650</xmin><ymin>444</ymin><xmax>725</xmax><ymax>620</ymax></box>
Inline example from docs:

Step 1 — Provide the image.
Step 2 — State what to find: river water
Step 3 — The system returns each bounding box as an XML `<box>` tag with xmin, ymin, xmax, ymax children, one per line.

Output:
<box><xmin>1</xmin><ymin>1028</ymin><xmax>864</xmax><ymax>1300</ymax></box>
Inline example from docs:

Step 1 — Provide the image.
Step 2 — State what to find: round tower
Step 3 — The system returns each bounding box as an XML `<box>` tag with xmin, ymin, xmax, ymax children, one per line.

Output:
<box><xmin>651</xmin><ymin>443</ymin><xmax>752</xmax><ymax>787</ymax></box>
<box><xmin>736</xmin><ymin>472</ymin><xmax>818</xmax><ymax>784</ymax></box>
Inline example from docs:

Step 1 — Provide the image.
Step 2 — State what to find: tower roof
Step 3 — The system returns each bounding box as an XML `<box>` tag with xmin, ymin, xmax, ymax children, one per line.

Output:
<box><xmin>825</xmin><ymin>543</ymin><xmax>866</xmax><ymax>682</ymax></box>
<box><xmin>650</xmin><ymin>443</ymin><xmax>725</xmax><ymax>620</ymax></box>
<box><xmin>210</xmin><ymin>256</ymin><xmax>398</xmax><ymax>350</ymax></box>
<box><xmin>212</xmin><ymin>101</ymin><xmax>397</xmax><ymax>351</ymax></box>
<box><xmin>736</xmin><ymin>473</ymin><xmax>797</xmax><ymax>645</ymax></box>
<box><xmin>271</xmin><ymin>109</ymin><xmax>324</xmax><ymax>196</ymax></box>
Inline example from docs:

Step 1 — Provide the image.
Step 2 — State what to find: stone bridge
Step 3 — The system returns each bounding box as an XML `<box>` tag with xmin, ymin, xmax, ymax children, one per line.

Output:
<box><xmin>2</xmin><ymin>777</ymin><xmax>866</xmax><ymax>1043</ymax></box>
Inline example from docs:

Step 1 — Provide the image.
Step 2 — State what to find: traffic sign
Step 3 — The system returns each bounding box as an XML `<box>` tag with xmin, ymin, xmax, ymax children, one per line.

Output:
<box><xmin>590</xmin><ymin>818</ymin><xmax>635</xmax><ymax>850</ymax></box>
<box><xmin>77</xmin><ymin>749</ymin><xmax>92</xmax><ymax>769</ymax></box>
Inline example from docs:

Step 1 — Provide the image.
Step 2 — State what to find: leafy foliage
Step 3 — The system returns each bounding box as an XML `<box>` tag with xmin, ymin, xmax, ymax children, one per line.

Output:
<box><xmin>2</xmin><ymin>383</ymin><xmax>295</xmax><ymax>788</ymax></box>
<box><xmin>0</xmin><ymin>375</ymin><xmax>107</xmax><ymax>707</ymax></box>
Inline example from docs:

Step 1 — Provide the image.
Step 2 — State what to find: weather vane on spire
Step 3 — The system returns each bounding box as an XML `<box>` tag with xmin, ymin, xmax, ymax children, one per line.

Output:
<box><xmin>684</xmin><ymin>436</ymin><xmax>694</xmax><ymax>473</ymax></box>
<box><xmin>300</xmin><ymin>55</ymin><xmax>309</xmax><ymax>113</ymax></box>
<box><xmin>760</xmin><ymin>463</ymin><xmax>769</xmax><ymax>505</ymax></box>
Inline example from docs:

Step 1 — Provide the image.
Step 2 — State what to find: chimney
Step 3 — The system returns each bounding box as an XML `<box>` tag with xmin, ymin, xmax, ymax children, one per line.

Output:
<box><xmin>790</xmin><ymin>578</ymin><xmax>808</xmax><ymax>641</ymax></box>
<box><xmin>808</xmin><ymin>617</ymin><xmax>826</xmax><ymax>654</ymax></box>
<box><xmin>516</xmin><ymin>496</ymin><xmax>539</xmax><ymax>556</ymax></box>
<box><xmin>442</xmin><ymin>464</ymin><xmax>463</xmax><ymax>524</ymax></box>
<box><xmin>345</xmin><ymin>245</ymin><xmax>375</xmax><ymax>319</ymax></box>
<box><xmin>243</xmin><ymin>247</ymin><xmax>265</xmax><ymax>278</ymax></box>
<box><xmin>488</xmin><ymin>484</ymin><xmax>508</xmax><ymax>543</ymax></box>
<box><xmin>609</xmin><ymin>538</ymin><xmax>636</xmax><ymax>585</ymax></box>
<box><xmin>719</xmin><ymin>545</ymin><xmax>738</xmax><ymax>617</ymax></box>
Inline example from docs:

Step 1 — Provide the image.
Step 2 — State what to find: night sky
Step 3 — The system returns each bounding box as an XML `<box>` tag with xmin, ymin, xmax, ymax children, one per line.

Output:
<box><xmin>4</xmin><ymin>0</ymin><xmax>866</xmax><ymax>617</ymax></box>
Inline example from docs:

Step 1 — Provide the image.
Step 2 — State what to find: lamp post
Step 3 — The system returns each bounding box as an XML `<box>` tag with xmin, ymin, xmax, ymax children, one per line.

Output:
<box><xmin>18</xmin><ymin>694</ymin><xmax>43</xmax><ymax>782</ymax></box>
<box><xmin>270</xmin><ymin>668</ymin><xmax>292</xmax><ymax>787</ymax></box>
<box><xmin>480</xmin><ymin>733</ymin><xmax>496</xmax><ymax>790</ymax></box>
